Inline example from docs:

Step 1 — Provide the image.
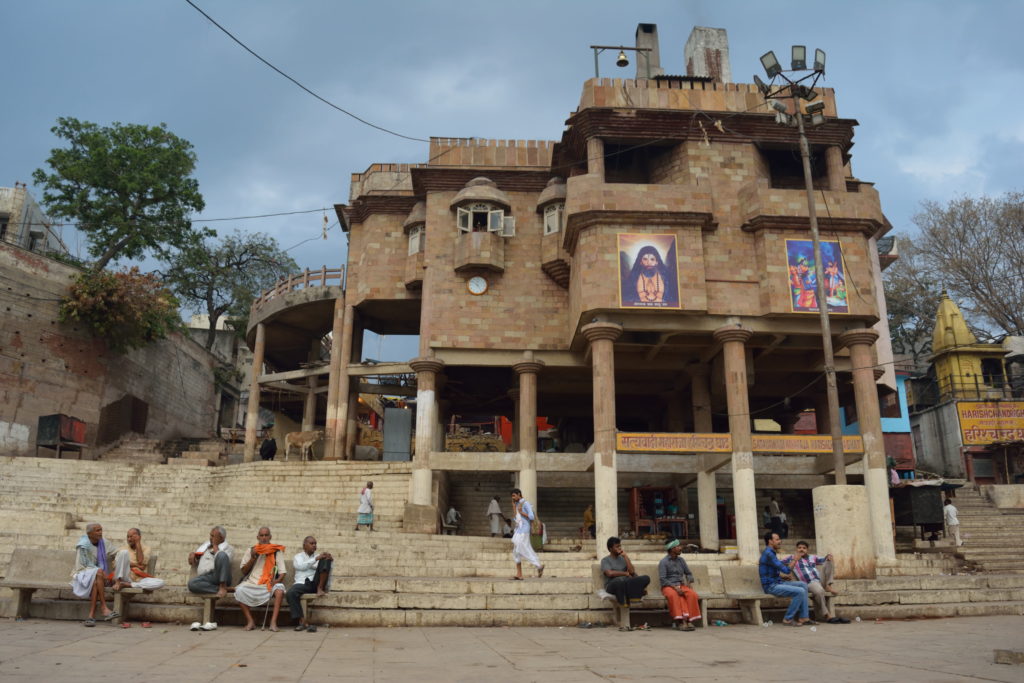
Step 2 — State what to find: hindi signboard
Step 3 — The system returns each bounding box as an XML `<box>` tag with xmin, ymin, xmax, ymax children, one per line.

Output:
<box><xmin>615</xmin><ymin>433</ymin><xmax>863</xmax><ymax>454</ymax></box>
<box><xmin>751</xmin><ymin>434</ymin><xmax>863</xmax><ymax>454</ymax></box>
<box><xmin>956</xmin><ymin>401</ymin><xmax>1024</xmax><ymax>445</ymax></box>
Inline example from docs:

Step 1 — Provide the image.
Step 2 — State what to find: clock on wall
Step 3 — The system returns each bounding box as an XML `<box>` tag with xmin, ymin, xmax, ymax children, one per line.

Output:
<box><xmin>467</xmin><ymin>275</ymin><xmax>488</xmax><ymax>295</ymax></box>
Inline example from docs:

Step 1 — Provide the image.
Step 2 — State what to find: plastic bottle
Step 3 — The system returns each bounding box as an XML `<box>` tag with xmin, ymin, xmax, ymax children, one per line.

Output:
<box><xmin>809</xmin><ymin>626</ymin><xmax>817</xmax><ymax>632</ymax></box>
<box><xmin>854</xmin><ymin>616</ymin><xmax>861</xmax><ymax>623</ymax></box>
<box><xmin>713</xmin><ymin>619</ymin><xmax>727</xmax><ymax>627</ymax></box>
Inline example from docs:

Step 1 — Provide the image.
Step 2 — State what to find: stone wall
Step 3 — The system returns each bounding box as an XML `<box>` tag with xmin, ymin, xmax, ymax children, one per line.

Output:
<box><xmin>0</xmin><ymin>243</ymin><xmax>218</xmax><ymax>456</ymax></box>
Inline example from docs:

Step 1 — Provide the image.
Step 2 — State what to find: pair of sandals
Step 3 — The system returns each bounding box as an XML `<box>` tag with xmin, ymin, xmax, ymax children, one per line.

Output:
<box><xmin>293</xmin><ymin>624</ymin><xmax>318</xmax><ymax>632</ymax></box>
<box><xmin>511</xmin><ymin>565</ymin><xmax>545</xmax><ymax>580</ymax></box>
<box><xmin>782</xmin><ymin>619</ymin><xmax>818</xmax><ymax>627</ymax></box>
<box><xmin>83</xmin><ymin>610</ymin><xmax>120</xmax><ymax>627</ymax></box>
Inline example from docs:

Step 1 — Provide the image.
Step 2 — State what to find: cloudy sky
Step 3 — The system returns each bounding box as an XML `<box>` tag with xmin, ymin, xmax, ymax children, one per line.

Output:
<box><xmin>4</xmin><ymin>1</ymin><xmax>1023</xmax><ymax>358</ymax></box>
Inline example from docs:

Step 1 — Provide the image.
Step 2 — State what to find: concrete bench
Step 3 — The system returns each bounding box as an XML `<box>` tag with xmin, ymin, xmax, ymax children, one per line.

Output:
<box><xmin>0</xmin><ymin>547</ymin><xmax>157</xmax><ymax>624</ymax></box>
<box><xmin>592</xmin><ymin>561</ymin><xmax>725</xmax><ymax>628</ymax></box>
<box><xmin>720</xmin><ymin>565</ymin><xmax>772</xmax><ymax>625</ymax></box>
<box><xmin>190</xmin><ymin>558</ymin><xmax>321</xmax><ymax>625</ymax></box>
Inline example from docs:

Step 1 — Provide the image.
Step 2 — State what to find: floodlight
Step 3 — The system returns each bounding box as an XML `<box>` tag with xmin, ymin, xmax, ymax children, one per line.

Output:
<box><xmin>760</xmin><ymin>51</ymin><xmax>782</xmax><ymax>78</ymax></box>
<box><xmin>791</xmin><ymin>45</ymin><xmax>806</xmax><ymax>70</ymax></box>
<box><xmin>805</xmin><ymin>101</ymin><xmax>825</xmax><ymax>114</ymax></box>
<box><xmin>769</xmin><ymin>99</ymin><xmax>788</xmax><ymax>113</ymax></box>
<box><xmin>616</xmin><ymin>50</ymin><xmax>629</xmax><ymax>68</ymax></box>
<box><xmin>813</xmin><ymin>48</ymin><xmax>826</xmax><ymax>72</ymax></box>
<box><xmin>753</xmin><ymin>74</ymin><xmax>771</xmax><ymax>96</ymax></box>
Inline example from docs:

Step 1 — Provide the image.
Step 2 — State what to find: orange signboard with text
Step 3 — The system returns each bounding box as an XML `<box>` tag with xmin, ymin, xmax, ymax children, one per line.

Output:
<box><xmin>957</xmin><ymin>401</ymin><xmax>1024</xmax><ymax>445</ymax></box>
<box><xmin>615</xmin><ymin>432</ymin><xmax>863</xmax><ymax>454</ymax></box>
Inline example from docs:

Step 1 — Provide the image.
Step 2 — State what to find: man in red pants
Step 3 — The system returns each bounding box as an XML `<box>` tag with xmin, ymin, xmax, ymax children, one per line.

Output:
<box><xmin>659</xmin><ymin>539</ymin><xmax>701</xmax><ymax>631</ymax></box>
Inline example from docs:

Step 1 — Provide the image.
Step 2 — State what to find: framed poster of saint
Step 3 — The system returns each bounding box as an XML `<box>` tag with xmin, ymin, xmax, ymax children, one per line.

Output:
<box><xmin>785</xmin><ymin>238</ymin><xmax>849</xmax><ymax>314</ymax></box>
<box><xmin>618</xmin><ymin>234</ymin><xmax>680</xmax><ymax>309</ymax></box>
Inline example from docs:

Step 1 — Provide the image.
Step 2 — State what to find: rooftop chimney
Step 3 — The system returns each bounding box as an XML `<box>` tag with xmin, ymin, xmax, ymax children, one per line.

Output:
<box><xmin>684</xmin><ymin>27</ymin><xmax>732</xmax><ymax>83</ymax></box>
<box><xmin>635</xmin><ymin>23</ymin><xmax>665</xmax><ymax>79</ymax></box>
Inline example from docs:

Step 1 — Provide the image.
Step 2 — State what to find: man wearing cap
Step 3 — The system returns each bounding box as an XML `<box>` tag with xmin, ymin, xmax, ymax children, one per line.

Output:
<box><xmin>659</xmin><ymin>539</ymin><xmax>701</xmax><ymax>631</ymax></box>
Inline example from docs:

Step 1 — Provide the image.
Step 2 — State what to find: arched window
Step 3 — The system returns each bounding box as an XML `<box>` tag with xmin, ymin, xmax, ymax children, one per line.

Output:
<box><xmin>407</xmin><ymin>225</ymin><xmax>424</xmax><ymax>255</ymax></box>
<box><xmin>457</xmin><ymin>202</ymin><xmax>515</xmax><ymax>235</ymax></box>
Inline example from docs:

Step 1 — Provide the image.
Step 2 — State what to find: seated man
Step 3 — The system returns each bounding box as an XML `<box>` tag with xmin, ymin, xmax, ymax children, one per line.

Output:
<box><xmin>235</xmin><ymin>527</ymin><xmax>287</xmax><ymax>631</ymax></box>
<box><xmin>187</xmin><ymin>525</ymin><xmax>234</xmax><ymax>598</ymax></box>
<box><xmin>71</xmin><ymin>522</ymin><xmax>118</xmax><ymax>626</ymax></box>
<box><xmin>287</xmin><ymin>536</ymin><xmax>333</xmax><ymax>632</ymax></box>
<box><xmin>445</xmin><ymin>505</ymin><xmax>462</xmax><ymax>533</ymax></box>
<box><xmin>113</xmin><ymin>527</ymin><xmax>165</xmax><ymax>592</ymax></box>
<box><xmin>659</xmin><ymin>539</ymin><xmax>701</xmax><ymax>631</ymax></box>
<box><xmin>600</xmin><ymin>537</ymin><xmax>650</xmax><ymax>607</ymax></box>
<box><xmin>759</xmin><ymin>531</ymin><xmax>813</xmax><ymax>627</ymax></box>
<box><xmin>781</xmin><ymin>541</ymin><xmax>848</xmax><ymax>624</ymax></box>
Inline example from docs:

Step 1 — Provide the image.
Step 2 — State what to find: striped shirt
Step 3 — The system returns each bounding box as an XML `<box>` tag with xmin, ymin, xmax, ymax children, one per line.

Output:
<box><xmin>780</xmin><ymin>553</ymin><xmax>827</xmax><ymax>584</ymax></box>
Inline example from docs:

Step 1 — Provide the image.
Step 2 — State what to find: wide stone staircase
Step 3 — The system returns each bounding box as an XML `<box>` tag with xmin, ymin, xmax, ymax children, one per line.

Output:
<box><xmin>952</xmin><ymin>485</ymin><xmax>1024</xmax><ymax>573</ymax></box>
<box><xmin>0</xmin><ymin>456</ymin><xmax>1022</xmax><ymax>626</ymax></box>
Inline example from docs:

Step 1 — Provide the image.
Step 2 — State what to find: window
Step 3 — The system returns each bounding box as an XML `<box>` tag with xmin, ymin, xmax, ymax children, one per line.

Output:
<box><xmin>28</xmin><ymin>233</ymin><xmax>41</xmax><ymax>252</ymax></box>
<box><xmin>981</xmin><ymin>359</ymin><xmax>1005</xmax><ymax>388</ymax></box>
<box><xmin>407</xmin><ymin>225</ymin><xmax>424</xmax><ymax>255</ymax></box>
<box><xmin>0</xmin><ymin>214</ymin><xmax>8</xmax><ymax>241</ymax></box>
<box><xmin>762</xmin><ymin>146</ymin><xmax>827</xmax><ymax>190</ymax></box>
<box><xmin>543</xmin><ymin>204</ymin><xmax>564</xmax><ymax>235</ymax></box>
<box><xmin>457</xmin><ymin>202</ymin><xmax>513</xmax><ymax>236</ymax></box>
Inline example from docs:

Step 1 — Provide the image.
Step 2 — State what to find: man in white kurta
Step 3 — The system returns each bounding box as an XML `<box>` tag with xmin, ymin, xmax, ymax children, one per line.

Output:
<box><xmin>510</xmin><ymin>488</ymin><xmax>544</xmax><ymax>580</ymax></box>
<box><xmin>234</xmin><ymin>527</ymin><xmax>287</xmax><ymax>631</ymax></box>
<box><xmin>487</xmin><ymin>496</ymin><xmax>503</xmax><ymax>537</ymax></box>
<box><xmin>112</xmin><ymin>528</ymin><xmax>165</xmax><ymax>592</ymax></box>
<box><xmin>70</xmin><ymin>522</ymin><xmax>117</xmax><ymax>625</ymax></box>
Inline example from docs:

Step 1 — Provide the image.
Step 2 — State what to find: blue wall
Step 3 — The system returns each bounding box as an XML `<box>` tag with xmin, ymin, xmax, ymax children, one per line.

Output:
<box><xmin>842</xmin><ymin>374</ymin><xmax>911</xmax><ymax>435</ymax></box>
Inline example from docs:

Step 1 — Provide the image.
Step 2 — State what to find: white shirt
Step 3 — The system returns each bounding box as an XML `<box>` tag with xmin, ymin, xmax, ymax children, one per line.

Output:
<box><xmin>358</xmin><ymin>488</ymin><xmax>374</xmax><ymax>514</ymax></box>
<box><xmin>446</xmin><ymin>508</ymin><xmax>461</xmax><ymax>524</ymax></box>
<box><xmin>195</xmin><ymin>541</ymin><xmax>234</xmax><ymax>575</ymax></box>
<box><xmin>486</xmin><ymin>500</ymin><xmax>502</xmax><ymax>518</ymax></box>
<box><xmin>292</xmin><ymin>551</ymin><xmax>319</xmax><ymax>584</ymax></box>
<box><xmin>944</xmin><ymin>503</ymin><xmax>960</xmax><ymax>526</ymax></box>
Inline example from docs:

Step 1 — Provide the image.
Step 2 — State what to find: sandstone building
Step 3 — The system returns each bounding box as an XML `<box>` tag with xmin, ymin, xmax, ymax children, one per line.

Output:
<box><xmin>245</xmin><ymin>25</ymin><xmax>899</xmax><ymax>567</ymax></box>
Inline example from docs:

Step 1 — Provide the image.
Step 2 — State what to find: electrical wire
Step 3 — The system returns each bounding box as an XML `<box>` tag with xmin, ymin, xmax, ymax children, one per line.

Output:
<box><xmin>183</xmin><ymin>0</ymin><xmax>429</xmax><ymax>143</ymax></box>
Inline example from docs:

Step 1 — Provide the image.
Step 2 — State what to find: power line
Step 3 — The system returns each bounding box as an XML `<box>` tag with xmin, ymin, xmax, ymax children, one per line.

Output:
<box><xmin>183</xmin><ymin>0</ymin><xmax>430</xmax><ymax>143</ymax></box>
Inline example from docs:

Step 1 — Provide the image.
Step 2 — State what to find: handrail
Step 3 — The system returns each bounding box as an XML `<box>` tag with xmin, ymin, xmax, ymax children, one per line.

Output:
<box><xmin>250</xmin><ymin>266</ymin><xmax>345</xmax><ymax>315</ymax></box>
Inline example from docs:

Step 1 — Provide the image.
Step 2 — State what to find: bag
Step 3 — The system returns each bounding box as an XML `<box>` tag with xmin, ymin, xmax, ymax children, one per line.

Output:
<box><xmin>531</xmin><ymin>516</ymin><xmax>543</xmax><ymax>536</ymax></box>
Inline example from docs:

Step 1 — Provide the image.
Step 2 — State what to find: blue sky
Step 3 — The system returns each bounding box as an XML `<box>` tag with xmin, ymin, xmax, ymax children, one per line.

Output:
<box><xmin>4</xmin><ymin>1</ymin><xmax>1023</xmax><ymax>359</ymax></box>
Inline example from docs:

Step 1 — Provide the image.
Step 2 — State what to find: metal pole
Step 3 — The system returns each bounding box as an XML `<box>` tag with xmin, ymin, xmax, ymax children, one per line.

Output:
<box><xmin>593</xmin><ymin>48</ymin><xmax>600</xmax><ymax>79</ymax></box>
<box><xmin>794</xmin><ymin>100</ymin><xmax>847</xmax><ymax>484</ymax></box>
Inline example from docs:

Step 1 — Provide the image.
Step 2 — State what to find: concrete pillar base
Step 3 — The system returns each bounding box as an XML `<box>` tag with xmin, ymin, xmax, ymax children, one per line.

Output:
<box><xmin>812</xmin><ymin>484</ymin><xmax>876</xmax><ymax>579</ymax></box>
<box><xmin>518</xmin><ymin>466</ymin><xmax>537</xmax><ymax>514</ymax></box>
<box><xmin>410</xmin><ymin>468</ymin><xmax>433</xmax><ymax>507</ymax></box>
<box><xmin>403</xmin><ymin>503</ymin><xmax>438</xmax><ymax>534</ymax></box>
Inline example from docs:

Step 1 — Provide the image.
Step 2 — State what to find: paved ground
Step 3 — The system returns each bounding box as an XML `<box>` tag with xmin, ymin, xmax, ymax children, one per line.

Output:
<box><xmin>0</xmin><ymin>615</ymin><xmax>1022</xmax><ymax>681</ymax></box>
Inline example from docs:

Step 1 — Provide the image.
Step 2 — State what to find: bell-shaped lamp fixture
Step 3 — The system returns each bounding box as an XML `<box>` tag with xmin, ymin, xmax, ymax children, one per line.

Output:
<box><xmin>616</xmin><ymin>50</ymin><xmax>629</xmax><ymax>68</ymax></box>
<box><xmin>760</xmin><ymin>51</ymin><xmax>782</xmax><ymax>78</ymax></box>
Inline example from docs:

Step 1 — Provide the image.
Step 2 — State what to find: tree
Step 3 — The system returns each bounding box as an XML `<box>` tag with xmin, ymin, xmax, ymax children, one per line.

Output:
<box><xmin>882</xmin><ymin>237</ymin><xmax>943</xmax><ymax>368</ymax></box>
<box><xmin>161</xmin><ymin>230</ymin><xmax>298</xmax><ymax>350</ymax></box>
<box><xmin>60</xmin><ymin>268</ymin><xmax>183</xmax><ymax>353</ymax></box>
<box><xmin>912</xmin><ymin>192</ymin><xmax>1024</xmax><ymax>336</ymax></box>
<box><xmin>32</xmin><ymin>117</ymin><xmax>207</xmax><ymax>271</ymax></box>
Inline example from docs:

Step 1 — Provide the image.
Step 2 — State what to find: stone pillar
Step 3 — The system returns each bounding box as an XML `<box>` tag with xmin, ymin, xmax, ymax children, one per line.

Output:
<box><xmin>825</xmin><ymin>146</ymin><xmax>846</xmax><ymax>192</ymax></box>
<box><xmin>343</xmin><ymin>388</ymin><xmax>359</xmax><ymax>460</ymax></box>
<box><xmin>324</xmin><ymin>297</ymin><xmax>347</xmax><ymax>459</ymax></box>
<box><xmin>582</xmin><ymin>322</ymin><xmax>622</xmax><ymax>545</ymax></box>
<box><xmin>587</xmin><ymin>137</ymin><xmax>605</xmax><ymax>179</ymax></box>
<box><xmin>839</xmin><ymin>329</ymin><xmax>896</xmax><ymax>563</ymax></box>
<box><xmin>688</xmin><ymin>363</ymin><xmax>719</xmax><ymax>551</ymax></box>
<box><xmin>507</xmin><ymin>388</ymin><xmax>521</xmax><ymax>452</ymax></box>
<box><xmin>243</xmin><ymin>322</ymin><xmax>266</xmax><ymax>462</ymax></box>
<box><xmin>514</xmin><ymin>355</ymin><xmax>545</xmax><ymax>508</ymax></box>
<box><xmin>301</xmin><ymin>339</ymin><xmax>320</xmax><ymax>432</ymax></box>
<box><xmin>713</xmin><ymin>325</ymin><xmax>759</xmax><ymax>564</ymax></box>
<box><xmin>409</xmin><ymin>358</ymin><xmax>445</xmax><ymax>507</ymax></box>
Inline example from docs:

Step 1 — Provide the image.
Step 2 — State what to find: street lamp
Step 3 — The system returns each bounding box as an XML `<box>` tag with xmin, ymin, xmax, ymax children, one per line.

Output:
<box><xmin>590</xmin><ymin>45</ymin><xmax>653</xmax><ymax>79</ymax></box>
<box><xmin>755</xmin><ymin>46</ymin><xmax>849</xmax><ymax>485</ymax></box>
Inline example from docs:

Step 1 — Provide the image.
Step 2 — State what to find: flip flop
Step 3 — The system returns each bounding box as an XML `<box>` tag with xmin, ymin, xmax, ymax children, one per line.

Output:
<box><xmin>120</xmin><ymin>622</ymin><xmax>132</xmax><ymax>629</ymax></box>
<box><xmin>83</xmin><ymin>619</ymin><xmax>96</xmax><ymax>627</ymax></box>
<box><xmin>306</xmin><ymin>625</ymin><xmax>317</xmax><ymax>633</ymax></box>
<box><xmin>141</xmin><ymin>622</ymin><xmax>152</xmax><ymax>629</ymax></box>
<box><xmin>103</xmin><ymin>611</ymin><xmax>120</xmax><ymax>622</ymax></box>
<box><xmin>537</xmin><ymin>565</ymin><xmax>544</xmax><ymax>578</ymax></box>
<box><xmin>511</xmin><ymin>576</ymin><xmax>523</xmax><ymax>581</ymax></box>
<box><xmin>782</xmin><ymin>620</ymin><xmax>803</xmax><ymax>627</ymax></box>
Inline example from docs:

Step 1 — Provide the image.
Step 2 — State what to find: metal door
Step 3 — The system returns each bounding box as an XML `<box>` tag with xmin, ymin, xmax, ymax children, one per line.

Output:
<box><xmin>382</xmin><ymin>407</ymin><xmax>412</xmax><ymax>461</ymax></box>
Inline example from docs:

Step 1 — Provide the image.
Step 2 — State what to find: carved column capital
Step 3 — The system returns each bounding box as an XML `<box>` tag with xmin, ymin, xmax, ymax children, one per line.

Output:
<box><xmin>581</xmin><ymin>321</ymin><xmax>623</xmax><ymax>344</ymax></box>
<box><xmin>837</xmin><ymin>328</ymin><xmax>879</xmax><ymax>350</ymax></box>
<box><xmin>513</xmin><ymin>360</ymin><xmax>545</xmax><ymax>376</ymax></box>
<box><xmin>712</xmin><ymin>325</ymin><xmax>753</xmax><ymax>345</ymax></box>
<box><xmin>409</xmin><ymin>357</ymin><xmax>445</xmax><ymax>375</ymax></box>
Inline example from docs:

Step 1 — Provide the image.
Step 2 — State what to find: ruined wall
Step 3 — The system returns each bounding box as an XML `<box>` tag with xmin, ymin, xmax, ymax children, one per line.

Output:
<box><xmin>0</xmin><ymin>243</ymin><xmax>217</xmax><ymax>455</ymax></box>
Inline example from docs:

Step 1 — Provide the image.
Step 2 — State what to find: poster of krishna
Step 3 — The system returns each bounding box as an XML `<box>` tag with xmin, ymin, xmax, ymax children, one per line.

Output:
<box><xmin>785</xmin><ymin>239</ymin><xmax>849</xmax><ymax>314</ymax></box>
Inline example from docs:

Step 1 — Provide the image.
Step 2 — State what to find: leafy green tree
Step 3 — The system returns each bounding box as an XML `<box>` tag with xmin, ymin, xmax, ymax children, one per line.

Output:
<box><xmin>60</xmin><ymin>268</ymin><xmax>183</xmax><ymax>353</ymax></box>
<box><xmin>32</xmin><ymin>117</ymin><xmax>207</xmax><ymax>271</ymax></box>
<box><xmin>161</xmin><ymin>230</ymin><xmax>297</xmax><ymax>350</ymax></box>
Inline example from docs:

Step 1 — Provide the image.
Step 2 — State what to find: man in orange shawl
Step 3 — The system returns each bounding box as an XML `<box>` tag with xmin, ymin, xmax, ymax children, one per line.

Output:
<box><xmin>235</xmin><ymin>527</ymin><xmax>287</xmax><ymax>631</ymax></box>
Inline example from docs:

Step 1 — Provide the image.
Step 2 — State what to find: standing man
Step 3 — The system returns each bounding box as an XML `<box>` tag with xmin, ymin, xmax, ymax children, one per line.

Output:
<box><xmin>259</xmin><ymin>435</ymin><xmax>277</xmax><ymax>461</ymax></box>
<box><xmin>235</xmin><ymin>527</ymin><xmax>287</xmax><ymax>632</ymax></box>
<box><xmin>583</xmin><ymin>504</ymin><xmax>596</xmax><ymax>540</ymax></box>
<box><xmin>759</xmin><ymin>531</ymin><xmax>813</xmax><ymax>627</ymax></box>
<box><xmin>287</xmin><ymin>536</ymin><xmax>332</xmax><ymax>632</ymax></box>
<box><xmin>600</xmin><ymin>537</ymin><xmax>650</xmax><ymax>606</ymax></box>
<box><xmin>355</xmin><ymin>482</ymin><xmax>374</xmax><ymax>531</ymax></box>
<box><xmin>112</xmin><ymin>528</ymin><xmax>164</xmax><ymax>592</ymax></box>
<box><xmin>187</xmin><ymin>526</ymin><xmax>234</xmax><ymax>599</ymax></box>
<box><xmin>70</xmin><ymin>522</ymin><xmax>117</xmax><ymax>626</ymax></box>
<box><xmin>769</xmin><ymin>496</ymin><xmax>783</xmax><ymax>538</ymax></box>
<box><xmin>780</xmin><ymin>541</ymin><xmax>848</xmax><ymax>624</ymax></box>
<box><xmin>487</xmin><ymin>496</ymin><xmax>503</xmax><ymax>537</ymax></box>
<box><xmin>944</xmin><ymin>497</ymin><xmax>963</xmax><ymax>547</ymax></box>
<box><xmin>509</xmin><ymin>488</ymin><xmax>544</xmax><ymax>580</ymax></box>
<box><xmin>659</xmin><ymin>539</ymin><xmax>701</xmax><ymax>630</ymax></box>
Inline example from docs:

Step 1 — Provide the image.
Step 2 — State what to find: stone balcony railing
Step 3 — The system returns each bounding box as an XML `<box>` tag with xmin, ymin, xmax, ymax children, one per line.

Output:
<box><xmin>454</xmin><ymin>231</ymin><xmax>504</xmax><ymax>273</ymax></box>
<box><xmin>250</xmin><ymin>266</ymin><xmax>345</xmax><ymax>316</ymax></box>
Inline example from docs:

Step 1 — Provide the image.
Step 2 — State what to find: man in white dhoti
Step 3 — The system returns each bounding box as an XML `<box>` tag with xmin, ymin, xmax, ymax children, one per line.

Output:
<box><xmin>509</xmin><ymin>488</ymin><xmax>544</xmax><ymax>580</ymax></box>
<box><xmin>355</xmin><ymin>481</ymin><xmax>374</xmax><ymax>531</ymax></box>
<box><xmin>487</xmin><ymin>496</ymin><xmax>503</xmax><ymax>537</ymax></box>
<box><xmin>70</xmin><ymin>522</ymin><xmax>117</xmax><ymax>626</ymax></box>
<box><xmin>235</xmin><ymin>527</ymin><xmax>287</xmax><ymax>631</ymax></box>
<box><xmin>112</xmin><ymin>528</ymin><xmax>165</xmax><ymax>592</ymax></box>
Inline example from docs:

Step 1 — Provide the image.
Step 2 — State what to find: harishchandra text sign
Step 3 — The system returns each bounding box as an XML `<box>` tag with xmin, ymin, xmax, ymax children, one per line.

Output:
<box><xmin>957</xmin><ymin>401</ymin><xmax>1024</xmax><ymax>445</ymax></box>
<box><xmin>615</xmin><ymin>433</ymin><xmax>863</xmax><ymax>454</ymax></box>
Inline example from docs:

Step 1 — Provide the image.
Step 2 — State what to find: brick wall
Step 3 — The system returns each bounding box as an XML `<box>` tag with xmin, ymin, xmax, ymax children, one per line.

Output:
<box><xmin>0</xmin><ymin>243</ymin><xmax>218</xmax><ymax>456</ymax></box>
